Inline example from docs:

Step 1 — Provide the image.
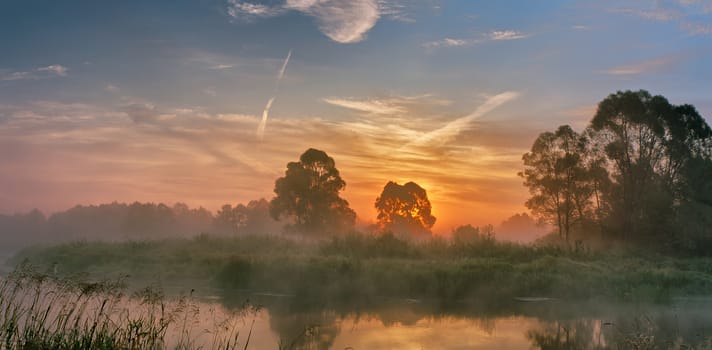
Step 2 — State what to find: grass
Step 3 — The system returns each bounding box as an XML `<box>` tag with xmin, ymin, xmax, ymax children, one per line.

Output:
<box><xmin>0</xmin><ymin>263</ymin><xmax>253</xmax><ymax>350</ymax></box>
<box><xmin>11</xmin><ymin>232</ymin><xmax>712</xmax><ymax>306</ymax></box>
<box><xmin>4</xmin><ymin>247</ymin><xmax>712</xmax><ymax>349</ymax></box>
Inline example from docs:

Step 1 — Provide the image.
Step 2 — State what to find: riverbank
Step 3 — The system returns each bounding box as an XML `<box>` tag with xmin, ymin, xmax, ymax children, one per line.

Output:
<box><xmin>11</xmin><ymin>233</ymin><xmax>712</xmax><ymax>304</ymax></box>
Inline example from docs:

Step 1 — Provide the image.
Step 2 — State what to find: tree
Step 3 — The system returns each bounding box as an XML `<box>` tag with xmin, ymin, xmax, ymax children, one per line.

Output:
<box><xmin>269</xmin><ymin>148</ymin><xmax>356</xmax><ymax>235</ymax></box>
<box><xmin>520</xmin><ymin>125</ymin><xmax>598</xmax><ymax>241</ymax></box>
<box><xmin>122</xmin><ymin>202</ymin><xmax>176</xmax><ymax>237</ymax></box>
<box><xmin>590</xmin><ymin>90</ymin><xmax>712</xmax><ymax>241</ymax></box>
<box><xmin>451</xmin><ymin>224</ymin><xmax>494</xmax><ymax>245</ymax></box>
<box><xmin>374</xmin><ymin>181</ymin><xmax>436</xmax><ymax>239</ymax></box>
<box><xmin>213</xmin><ymin>199</ymin><xmax>279</xmax><ymax>235</ymax></box>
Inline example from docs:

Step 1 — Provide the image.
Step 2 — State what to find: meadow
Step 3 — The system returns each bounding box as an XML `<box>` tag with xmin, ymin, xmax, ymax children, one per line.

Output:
<box><xmin>6</xmin><ymin>233</ymin><xmax>712</xmax><ymax>349</ymax></box>
<box><xmin>12</xmin><ymin>233</ymin><xmax>712</xmax><ymax>305</ymax></box>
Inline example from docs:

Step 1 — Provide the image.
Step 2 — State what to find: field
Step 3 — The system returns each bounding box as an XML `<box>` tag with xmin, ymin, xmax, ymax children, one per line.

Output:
<box><xmin>12</xmin><ymin>233</ymin><xmax>712</xmax><ymax>305</ymax></box>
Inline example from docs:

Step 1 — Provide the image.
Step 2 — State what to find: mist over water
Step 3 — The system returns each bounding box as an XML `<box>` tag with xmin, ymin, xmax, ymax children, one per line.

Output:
<box><xmin>130</xmin><ymin>290</ymin><xmax>712</xmax><ymax>349</ymax></box>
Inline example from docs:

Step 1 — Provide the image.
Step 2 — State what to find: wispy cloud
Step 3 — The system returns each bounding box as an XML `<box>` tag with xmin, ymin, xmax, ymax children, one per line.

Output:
<box><xmin>610</xmin><ymin>7</ymin><xmax>681</xmax><ymax>21</ymax></box>
<box><xmin>0</xmin><ymin>71</ymin><xmax>33</xmax><ymax>81</ymax></box>
<box><xmin>377</xmin><ymin>0</ymin><xmax>413</xmax><ymax>22</ymax></box>
<box><xmin>405</xmin><ymin>91</ymin><xmax>520</xmax><ymax>148</ymax></box>
<box><xmin>227</xmin><ymin>0</ymin><xmax>387</xmax><ymax>43</ymax></box>
<box><xmin>0</xmin><ymin>94</ymin><xmax>536</xmax><ymax>230</ymax></box>
<box><xmin>324</xmin><ymin>98</ymin><xmax>406</xmax><ymax>115</ymax></box>
<box><xmin>122</xmin><ymin>103</ymin><xmax>176</xmax><ymax>124</ymax></box>
<box><xmin>682</xmin><ymin>20</ymin><xmax>712</xmax><ymax>34</ymax></box>
<box><xmin>611</xmin><ymin>1</ymin><xmax>712</xmax><ymax>35</ymax></box>
<box><xmin>0</xmin><ymin>64</ymin><xmax>69</xmax><ymax>81</ymax></box>
<box><xmin>37</xmin><ymin>65</ymin><xmax>68</xmax><ymax>77</ymax></box>
<box><xmin>209</xmin><ymin>64</ymin><xmax>235</xmax><ymax>70</ymax></box>
<box><xmin>487</xmin><ymin>30</ymin><xmax>528</xmax><ymax>41</ymax></box>
<box><xmin>601</xmin><ymin>55</ymin><xmax>680</xmax><ymax>75</ymax></box>
<box><xmin>423</xmin><ymin>30</ymin><xmax>529</xmax><ymax>49</ymax></box>
<box><xmin>324</xmin><ymin>94</ymin><xmax>451</xmax><ymax>116</ymax></box>
<box><xmin>287</xmin><ymin>0</ymin><xmax>380</xmax><ymax>43</ymax></box>
<box><xmin>226</xmin><ymin>0</ymin><xmax>284</xmax><ymax>20</ymax></box>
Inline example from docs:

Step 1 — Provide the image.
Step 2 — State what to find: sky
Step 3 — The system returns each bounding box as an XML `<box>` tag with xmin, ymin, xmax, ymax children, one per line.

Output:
<box><xmin>1</xmin><ymin>0</ymin><xmax>711</xmax><ymax>233</ymax></box>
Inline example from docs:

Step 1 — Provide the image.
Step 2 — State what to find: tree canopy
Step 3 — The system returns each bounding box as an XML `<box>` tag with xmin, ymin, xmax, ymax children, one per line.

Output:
<box><xmin>520</xmin><ymin>125</ymin><xmax>607</xmax><ymax>241</ymax></box>
<box><xmin>269</xmin><ymin>148</ymin><xmax>356</xmax><ymax>235</ymax></box>
<box><xmin>374</xmin><ymin>181</ymin><xmax>436</xmax><ymax>239</ymax></box>
<box><xmin>521</xmin><ymin>90</ymin><xmax>712</xmax><ymax>251</ymax></box>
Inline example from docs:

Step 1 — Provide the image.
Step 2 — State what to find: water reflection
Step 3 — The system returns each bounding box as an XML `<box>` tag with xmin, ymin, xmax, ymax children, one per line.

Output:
<box><xmin>208</xmin><ymin>292</ymin><xmax>712</xmax><ymax>349</ymax></box>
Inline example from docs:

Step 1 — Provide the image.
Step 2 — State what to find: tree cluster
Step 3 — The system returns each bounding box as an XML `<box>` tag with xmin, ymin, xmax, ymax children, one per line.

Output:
<box><xmin>521</xmin><ymin>90</ymin><xmax>712</xmax><ymax>252</ymax></box>
<box><xmin>269</xmin><ymin>149</ymin><xmax>436</xmax><ymax>238</ymax></box>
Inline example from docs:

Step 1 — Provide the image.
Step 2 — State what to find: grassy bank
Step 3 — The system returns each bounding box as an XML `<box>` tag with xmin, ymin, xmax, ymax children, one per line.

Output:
<box><xmin>0</xmin><ymin>264</ymin><xmax>253</xmax><ymax>350</ymax></box>
<box><xmin>11</xmin><ymin>233</ymin><xmax>712</xmax><ymax>304</ymax></box>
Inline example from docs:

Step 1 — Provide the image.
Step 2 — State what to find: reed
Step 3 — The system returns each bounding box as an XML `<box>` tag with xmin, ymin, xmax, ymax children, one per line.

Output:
<box><xmin>0</xmin><ymin>263</ymin><xmax>252</xmax><ymax>350</ymax></box>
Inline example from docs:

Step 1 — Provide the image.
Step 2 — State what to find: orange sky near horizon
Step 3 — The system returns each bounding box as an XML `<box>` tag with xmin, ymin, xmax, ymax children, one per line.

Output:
<box><xmin>0</xmin><ymin>94</ymin><xmax>544</xmax><ymax>234</ymax></box>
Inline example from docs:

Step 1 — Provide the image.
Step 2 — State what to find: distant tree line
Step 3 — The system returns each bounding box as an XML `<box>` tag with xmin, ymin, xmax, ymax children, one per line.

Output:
<box><xmin>520</xmin><ymin>90</ymin><xmax>712</xmax><ymax>253</ymax></box>
<box><xmin>0</xmin><ymin>201</ymin><xmax>279</xmax><ymax>250</ymax></box>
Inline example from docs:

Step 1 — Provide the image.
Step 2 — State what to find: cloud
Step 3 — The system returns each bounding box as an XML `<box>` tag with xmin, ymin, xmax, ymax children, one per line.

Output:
<box><xmin>0</xmin><ymin>64</ymin><xmax>69</xmax><ymax>81</ymax></box>
<box><xmin>323</xmin><ymin>98</ymin><xmax>407</xmax><ymax>115</ymax></box>
<box><xmin>681</xmin><ymin>20</ymin><xmax>712</xmax><ymax>34</ymax></box>
<box><xmin>226</xmin><ymin>0</ymin><xmax>284</xmax><ymax>20</ymax></box>
<box><xmin>601</xmin><ymin>55</ymin><xmax>679</xmax><ymax>75</ymax></box>
<box><xmin>287</xmin><ymin>0</ymin><xmax>381</xmax><ymax>43</ymax></box>
<box><xmin>0</xmin><ymin>71</ymin><xmax>33</xmax><ymax>81</ymax></box>
<box><xmin>324</xmin><ymin>94</ymin><xmax>451</xmax><ymax>116</ymax></box>
<box><xmin>610</xmin><ymin>7</ymin><xmax>680</xmax><ymax>21</ymax></box>
<box><xmin>611</xmin><ymin>1</ymin><xmax>712</xmax><ymax>35</ymax></box>
<box><xmin>0</xmin><ymin>95</ymin><xmax>536</xmax><ymax>231</ymax></box>
<box><xmin>423</xmin><ymin>30</ymin><xmax>529</xmax><ymax>49</ymax></box>
<box><xmin>183</xmin><ymin>50</ymin><xmax>240</xmax><ymax>70</ymax></box>
<box><xmin>209</xmin><ymin>64</ymin><xmax>235</xmax><ymax>70</ymax></box>
<box><xmin>37</xmin><ymin>65</ymin><xmax>68</xmax><ymax>77</ymax></box>
<box><xmin>122</xmin><ymin>104</ymin><xmax>171</xmax><ymax>124</ymax></box>
<box><xmin>405</xmin><ymin>91</ymin><xmax>520</xmax><ymax>148</ymax></box>
<box><xmin>377</xmin><ymin>0</ymin><xmax>414</xmax><ymax>22</ymax></box>
<box><xmin>487</xmin><ymin>30</ymin><xmax>528</xmax><ymax>41</ymax></box>
<box><xmin>227</xmin><ymin>0</ymin><xmax>383</xmax><ymax>43</ymax></box>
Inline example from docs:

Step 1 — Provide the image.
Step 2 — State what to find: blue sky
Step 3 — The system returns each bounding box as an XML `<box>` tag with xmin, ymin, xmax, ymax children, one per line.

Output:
<box><xmin>1</xmin><ymin>0</ymin><xmax>711</xmax><ymax>231</ymax></box>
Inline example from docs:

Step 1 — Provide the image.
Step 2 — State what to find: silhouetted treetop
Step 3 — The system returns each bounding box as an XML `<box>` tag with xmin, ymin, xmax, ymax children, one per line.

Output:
<box><xmin>520</xmin><ymin>125</ymin><xmax>604</xmax><ymax>241</ymax></box>
<box><xmin>521</xmin><ymin>89</ymin><xmax>712</xmax><ymax>251</ymax></box>
<box><xmin>270</xmin><ymin>148</ymin><xmax>355</xmax><ymax>235</ymax></box>
<box><xmin>590</xmin><ymin>90</ymin><xmax>712</xmax><ymax>240</ymax></box>
<box><xmin>375</xmin><ymin>181</ymin><xmax>435</xmax><ymax>239</ymax></box>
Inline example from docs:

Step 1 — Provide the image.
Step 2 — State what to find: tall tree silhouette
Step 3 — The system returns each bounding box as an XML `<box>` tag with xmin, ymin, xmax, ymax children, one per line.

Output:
<box><xmin>374</xmin><ymin>181</ymin><xmax>436</xmax><ymax>239</ymax></box>
<box><xmin>590</xmin><ymin>90</ymin><xmax>712</xmax><ymax>241</ymax></box>
<box><xmin>520</xmin><ymin>125</ymin><xmax>599</xmax><ymax>241</ymax></box>
<box><xmin>270</xmin><ymin>148</ymin><xmax>356</xmax><ymax>235</ymax></box>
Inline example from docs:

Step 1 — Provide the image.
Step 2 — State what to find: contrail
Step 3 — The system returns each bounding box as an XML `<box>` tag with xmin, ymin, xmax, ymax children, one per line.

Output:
<box><xmin>277</xmin><ymin>50</ymin><xmax>292</xmax><ymax>82</ymax></box>
<box><xmin>404</xmin><ymin>91</ymin><xmax>519</xmax><ymax>148</ymax></box>
<box><xmin>256</xmin><ymin>97</ymin><xmax>275</xmax><ymax>140</ymax></box>
<box><xmin>257</xmin><ymin>50</ymin><xmax>292</xmax><ymax>140</ymax></box>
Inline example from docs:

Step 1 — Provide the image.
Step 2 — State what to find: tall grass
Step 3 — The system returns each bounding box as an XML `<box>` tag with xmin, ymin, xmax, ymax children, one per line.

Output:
<box><xmin>13</xmin><ymin>233</ymin><xmax>712</xmax><ymax>305</ymax></box>
<box><xmin>0</xmin><ymin>264</ymin><xmax>250</xmax><ymax>350</ymax></box>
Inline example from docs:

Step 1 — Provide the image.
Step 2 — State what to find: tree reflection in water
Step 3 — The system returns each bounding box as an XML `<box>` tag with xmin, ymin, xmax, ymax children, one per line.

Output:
<box><xmin>528</xmin><ymin>313</ymin><xmax>712</xmax><ymax>350</ymax></box>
